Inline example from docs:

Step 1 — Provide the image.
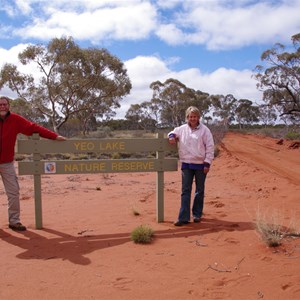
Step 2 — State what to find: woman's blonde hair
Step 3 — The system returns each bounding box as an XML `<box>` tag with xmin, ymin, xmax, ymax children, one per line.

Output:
<box><xmin>185</xmin><ymin>106</ymin><xmax>200</xmax><ymax>120</ymax></box>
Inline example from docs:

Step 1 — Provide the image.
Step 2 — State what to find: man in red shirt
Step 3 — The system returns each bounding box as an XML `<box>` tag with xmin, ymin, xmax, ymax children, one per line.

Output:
<box><xmin>0</xmin><ymin>96</ymin><xmax>66</xmax><ymax>231</ymax></box>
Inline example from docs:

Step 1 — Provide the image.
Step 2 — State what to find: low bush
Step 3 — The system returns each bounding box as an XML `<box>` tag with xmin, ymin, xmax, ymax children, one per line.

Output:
<box><xmin>285</xmin><ymin>131</ymin><xmax>300</xmax><ymax>140</ymax></box>
<box><xmin>131</xmin><ymin>225</ymin><xmax>154</xmax><ymax>244</ymax></box>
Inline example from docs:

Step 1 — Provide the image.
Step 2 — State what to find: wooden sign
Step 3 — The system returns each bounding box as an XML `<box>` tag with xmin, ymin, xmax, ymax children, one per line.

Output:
<box><xmin>17</xmin><ymin>133</ymin><xmax>178</xmax><ymax>228</ymax></box>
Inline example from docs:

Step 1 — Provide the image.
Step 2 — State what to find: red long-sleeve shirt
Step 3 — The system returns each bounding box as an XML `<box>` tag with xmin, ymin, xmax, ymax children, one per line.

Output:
<box><xmin>0</xmin><ymin>112</ymin><xmax>58</xmax><ymax>163</ymax></box>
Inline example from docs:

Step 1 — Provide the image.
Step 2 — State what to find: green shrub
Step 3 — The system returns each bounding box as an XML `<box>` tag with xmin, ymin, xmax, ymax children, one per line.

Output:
<box><xmin>131</xmin><ymin>225</ymin><xmax>154</xmax><ymax>244</ymax></box>
<box><xmin>285</xmin><ymin>131</ymin><xmax>300</xmax><ymax>140</ymax></box>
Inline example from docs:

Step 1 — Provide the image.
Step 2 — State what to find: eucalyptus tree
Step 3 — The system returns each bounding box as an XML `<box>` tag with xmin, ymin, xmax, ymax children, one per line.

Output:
<box><xmin>9</xmin><ymin>97</ymin><xmax>46</xmax><ymax>124</ymax></box>
<box><xmin>254</xmin><ymin>33</ymin><xmax>300</xmax><ymax>120</ymax></box>
<box><xmin>194</xmin><ymin>90</ymin><xmax>211</xmax><ymax>118</ymax></box>
<box><xmin>150</xmin><ymin>78</ymin><xmax>211</xmax><ymax>127</ymax></box>
<box><xmin>258</xmin><ymin>104</ymin><xmax>278</xmax><ymax>126</ymax></box>
<box><xmin>150</xmin><ymin>79</ymin><xmax>186</xmax><ymax>127</ymax></box>
<box><xmin>211</xmin><ymin>94</ymin><xmax>238</xmax><ymax>127</ymax></box>
<box><xmin>125</xmin><ymin>101</ymin><xmax>158</xmax><ymax>130</ymax></box>
<box><xmin>235</xmin><ymin>99</ymin><xmax>260</xmax><ymax>128</ymax></box>
<box><xmin>0</xmin><ymin>37</ymin><xmax>132</xmax><ymax>134</ymax></box>
<box><xmin>125</xmin><ymin>104</ymin><xmax>143</xmax><ymax>129</ymax></box>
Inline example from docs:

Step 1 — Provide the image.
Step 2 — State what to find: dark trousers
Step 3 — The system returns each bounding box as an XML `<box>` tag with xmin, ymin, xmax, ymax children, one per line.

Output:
<box><xmin>178</xmin><ymin>168</ymin><xmax>207</xmax><ymax>222</ymax></box>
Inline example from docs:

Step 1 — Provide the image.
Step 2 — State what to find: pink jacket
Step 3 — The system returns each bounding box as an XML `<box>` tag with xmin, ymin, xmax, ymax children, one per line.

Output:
<box><xmin>168</xmin><ymin>123</ymin><xmax>214</xmax><ymax>165</ymax></box>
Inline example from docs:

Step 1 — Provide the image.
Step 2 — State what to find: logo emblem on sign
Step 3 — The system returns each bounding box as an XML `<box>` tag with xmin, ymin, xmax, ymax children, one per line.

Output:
<box><xmin>44</xmin><ymin>162</ymin><xmax>56</xmax><ymax>174</ymax></box>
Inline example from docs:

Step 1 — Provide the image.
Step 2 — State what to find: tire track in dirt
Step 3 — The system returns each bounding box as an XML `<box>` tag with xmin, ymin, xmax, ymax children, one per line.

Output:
<box><xmin>221</xmin><ymin>132</ymin><xmax>300</xmax><ymax>186</ymax></box>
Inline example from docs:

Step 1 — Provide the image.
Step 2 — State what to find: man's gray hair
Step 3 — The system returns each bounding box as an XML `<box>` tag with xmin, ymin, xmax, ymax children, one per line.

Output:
<box><xmin>0</xmin><ymin>96</ymin><xmax>10</xmax><ymax>104</ymax></box>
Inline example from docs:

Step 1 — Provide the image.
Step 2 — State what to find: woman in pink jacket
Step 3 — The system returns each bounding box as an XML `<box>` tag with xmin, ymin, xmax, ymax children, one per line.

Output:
<box><xmin>168</xmin><ymin>106</ymin><xmax>214</xmax><ymax>226</ymax></box>
<box><xmin>0</xmin><ymin>96</ymin><xmax>66</xmax><ymax>231</ymax></box>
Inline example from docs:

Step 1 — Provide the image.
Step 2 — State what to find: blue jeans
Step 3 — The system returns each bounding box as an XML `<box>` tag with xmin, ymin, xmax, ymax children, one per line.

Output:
<box><xmin>178</xmin><ymin>168</ymin><xmax>207</xmax><ymax>222</ymax></box>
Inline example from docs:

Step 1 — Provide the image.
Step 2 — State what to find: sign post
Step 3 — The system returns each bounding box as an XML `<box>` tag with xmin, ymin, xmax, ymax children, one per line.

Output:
<box><xmin>156</xmin><ymin>132</ymin><xmax>164</xmax><ymax>222</ymax></box>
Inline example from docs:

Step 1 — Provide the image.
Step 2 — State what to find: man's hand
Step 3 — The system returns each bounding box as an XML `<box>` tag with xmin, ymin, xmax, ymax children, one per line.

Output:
<box><xmin>56</xmin><ymin>135</ymin><xmax>66</xmax><ymax>141</ymax></box>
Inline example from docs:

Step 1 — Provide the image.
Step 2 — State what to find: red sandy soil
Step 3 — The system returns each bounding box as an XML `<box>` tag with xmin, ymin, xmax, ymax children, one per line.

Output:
<box><xmin>1</xmin><ymin>131</ymin><xmax>300</xmax><ymax>300</ymax></box>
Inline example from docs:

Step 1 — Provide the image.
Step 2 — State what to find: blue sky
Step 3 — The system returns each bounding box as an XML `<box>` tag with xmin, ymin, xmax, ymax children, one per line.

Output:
<box><xmin>0</xmin><ymin>0</ymin><xmax>300</xmax><ymax>118</ymax></box>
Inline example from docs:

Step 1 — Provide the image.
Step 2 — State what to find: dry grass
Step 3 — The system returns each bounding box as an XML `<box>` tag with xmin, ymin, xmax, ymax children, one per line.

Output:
<box><xmin>131</xmin><ymin>206</ymin><xmax>141</xmax><ymax>216</ymax></box>
<box><xmin>255</xmin><ymin>209</ymin><xmax>300</xmax><ymax>247</ymax></box>
<box><xmin>256</xmin><ymin>214</ymin><xmax>283</xmax><ymax>247</ymax></box>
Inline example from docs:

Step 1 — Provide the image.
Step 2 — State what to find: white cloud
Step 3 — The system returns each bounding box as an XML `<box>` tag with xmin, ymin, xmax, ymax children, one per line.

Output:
<box><xmin>0</xmin><ymin>45</ymin><xmax>23</xmax><ymax>98</ymax></box>
<box><xmin>125</xmin><ymin>55</ymin><xmax>169</xmax><ymax>86</ymax></box>
<box><xmin>156</xmin><ymin>0</ymin><xmax>182</xmax><ymax>9</ymax></box>
<box><xmin>0</xmin><ymin>43</ymin><xmax>51</xmax><ymax>89</ymax></box>
<box><xmin>13</xmin><ymin>0</ymin><xmax>145</xmax><ymax>13</ymax></box>
<box><xmin>156</xmin><ymin>24</ymin><xmax>185</xmax><ymax>45</ymax></box>
<box><xmin>15</xmin><ymin>0</ymin><xmax>32</xmax><ymax>14</ymax></box>
<box><xmin>155</xmin><ymin>0</ymin><xmax>300</xmax><ymax>49</ymax></box>
<box><xmin>196</xmin><ymin>68</ymin><xmax>261</xmax><ymax>101</ymax></box>
<box><xmin>14</xmin><ymin>1</ymin><xmax>158</xmax><ymax>43</ymax></box>
<box><xmin>0</xmin><ymin>3</ymin><xmax>16</xmax><ymax>17</ymax></box>
<box><xmin>0</xmin><ymin>43</ymin><xmax>29</xmax><ymax>65</ymax></box>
